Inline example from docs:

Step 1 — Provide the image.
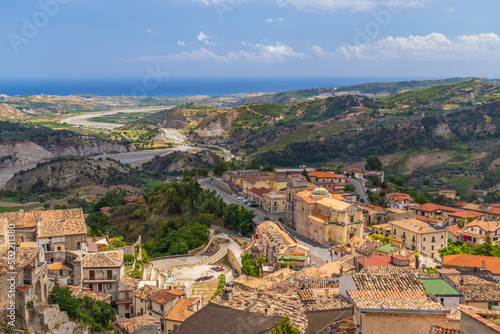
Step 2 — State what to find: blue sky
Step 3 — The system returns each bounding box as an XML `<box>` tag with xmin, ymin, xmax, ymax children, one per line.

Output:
<box><xmin>1</xmin><ymin>0</ymin><xmax>499</xmax><ymax>78</ymax></box>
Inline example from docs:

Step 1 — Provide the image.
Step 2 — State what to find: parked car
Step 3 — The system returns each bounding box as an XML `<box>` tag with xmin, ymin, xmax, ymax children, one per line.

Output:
<box><xmin>236</xmin><ymin>196</ymin><xmax>244</xmax><ymax>200</ymax></box>
<box><xmin>249</xmin><ymin>203</ymin><xmax>258</xmax><ymax>207</ymax></box>
<box><xmin>238</xmin><ymin>232</ymin><xmax>243</xmax><ymax>237</ymax></box>
<box><xmin>264</xmin><ymin>216</ymin><xmax>271</xmax><ymax>221</ymax></box>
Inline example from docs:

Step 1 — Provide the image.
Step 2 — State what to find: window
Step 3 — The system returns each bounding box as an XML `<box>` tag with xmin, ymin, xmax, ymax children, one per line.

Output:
<box><xmin>125</xmin><ymin>304</ymin><xmax>130</xmax><ymax>310</ymax></box>
<box><xmin>423</xmin><ymin>247</ymin><xmax>426</xmax><ymax>250</ymax></box>
<box><xmin>107</xmin><ymin>270</ymin><xmax>113</xmax><ymax>279</ymax></box>
<box><xmin>423</xmin><ymin>238</ymin><xmax>426</xmax><ymax>242</ymax></box>
<box><xmin>432</xmin><ymin>237</ymin><xmax>436</xmax><ymax>243</ymax></box>
<box><xmin>479</xmin><ymin>230</ymin><xmax>483</xmax><ymax>235</ymax></box>
<box><xmin>108</xmin><ymin>283</ymin><xmax>112</xmax><ymax>289</ymax></box>
<box><xmin>350</xmin><ymin>216</ymin><xmax>354</xmax><ymax>223</ymax></box>
<box><xmin>432</xmin><ymin>246</ymin><xmax>434</xmax><ymax>251</ymax></box>
<box><xmin>89</xmin><ymin>270</ymin><xmax>95</xmax><ymax>280</ymax></box>
<box><xmin>125</xmin><ymin>292</ymin><xmax>129</xmax><ymax>300</ymax></box>
<box><xmin>441</xmin><ymin>235</ymin><xmax>444</xmax><ymax>239</ymax></box>
<box><xmin>57</xmin><ymin>247</ymin><xmax>61</xmax><ymax>251</ymax></box>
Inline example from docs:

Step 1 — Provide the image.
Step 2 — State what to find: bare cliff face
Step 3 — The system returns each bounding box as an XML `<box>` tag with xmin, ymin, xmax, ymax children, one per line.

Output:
<box><xmin>0</xmin><ymin>140</ymin><xmax>132</xmax><ymax>168</ymax></box>
<box><xmin>143</xmin><ymin>151</ymin><xmax>223</xmax><ymax>176</ymax></box>
<box><xmin>5</xmin><ymin>158</ymin><xmax>143</xmax><ymax>192</ymax></box>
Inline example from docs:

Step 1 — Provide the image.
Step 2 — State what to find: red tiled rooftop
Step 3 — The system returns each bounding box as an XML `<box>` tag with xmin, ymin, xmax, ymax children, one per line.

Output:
<box><xmin>249</xmin><ymin>187</ymin><xmax>272</xmax><ymax>197</ymax></box>
<box><xmin>412</xmin><ymin>203</ymin><xmax>460</xmax><ymax>213</ymax></box>
<box><xmin>443</xmin><ymin>254</ymin><xmax>500</xmax><ymax>275</ymax></box>
<box><xmin>357</xmin><ymin>255</ymin><xmax>393</xmax><ymax>267</ymax></box>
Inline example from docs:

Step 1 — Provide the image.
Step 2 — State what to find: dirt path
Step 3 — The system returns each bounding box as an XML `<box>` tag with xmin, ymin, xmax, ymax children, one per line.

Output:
<box><xmin>59</xmin><ymin>107</ymin><xmax>169</xmax><ymax>129</ymax></box>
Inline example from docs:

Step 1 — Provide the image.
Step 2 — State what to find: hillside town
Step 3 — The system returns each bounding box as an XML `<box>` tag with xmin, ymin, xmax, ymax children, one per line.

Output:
<box><xmin>1</xmin><ymin>164</ymin><xmax>499</xmax><ymax>334</ymax></box>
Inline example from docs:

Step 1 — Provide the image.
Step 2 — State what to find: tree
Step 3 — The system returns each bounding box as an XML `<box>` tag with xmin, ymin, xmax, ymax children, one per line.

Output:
<box><xmin>262</xmin><ymin>165</ymin><xmax>275</xmax><ymax>172</ymax></box>
<box><xmin>365</xmin><ymin>155</ymin><xmax>383</xmax><ymax>171</ymax></box>
<box><xmin>213</xmin><ymin>161</ymin><xmax>228</xmax><ymax>176</ymax></box>
<box><xmin>272</xmin><ymin>315</ymin><xmax>300</xmax><ymax>334</ymax></box>
<box><xmin>196</xmin><ymin>164</ymin><xmax>209</xmax><ymax>177</ymax></box>
<box><xmin>242</xmin><ymin>254</ymin><xmax>260</xmax><ymax>277</ymax></box>
<box><xmin>344</xmin><ymin>184</ymin><xmax>357</xmax><ymax>193</ymax></box>
<box><xmin>246</xmin><ymin>158</ymin><xmax>258</xmax><ymax>170</ymax></box>
<box><xmin>301</xmin><ymin>168</ymin><xmax>311</xmax><ymax>182</ymax></box>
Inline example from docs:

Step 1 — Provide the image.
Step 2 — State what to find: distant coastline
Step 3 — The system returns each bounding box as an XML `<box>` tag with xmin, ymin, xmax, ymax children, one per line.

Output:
<box><xmin>0</xmin><ymin>77</ymin><xmax>432</xmax><ymax>97</ymax></box>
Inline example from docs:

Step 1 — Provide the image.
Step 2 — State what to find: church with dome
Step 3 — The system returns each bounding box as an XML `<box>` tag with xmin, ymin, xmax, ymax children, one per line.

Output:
<box><xmin>294</xmin><ymin>186</ymin><xmax>364</xmax><ymax>246</ymax></box>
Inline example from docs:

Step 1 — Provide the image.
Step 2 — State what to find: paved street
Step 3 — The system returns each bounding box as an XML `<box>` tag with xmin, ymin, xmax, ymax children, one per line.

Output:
<box><xmin>348</xmin><ymin>177</ymin><xmax>371</xmax><ymax>204</ymax></box>
<box><xmin>199</xmin><ymin>178</ymin><xmax>331</xmax><ymax>263</ymax></box>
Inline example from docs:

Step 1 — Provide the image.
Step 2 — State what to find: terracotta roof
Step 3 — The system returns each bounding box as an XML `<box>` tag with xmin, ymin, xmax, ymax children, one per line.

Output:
<box><xmin>348</xmin><ymin>290</ymin><xmax>446</xmax><ymax>312</ymax></box>
<box><xmin>389</xmin><ymin>218</ymin><xmax>446</xmax><ymax>234</ymax></box>
<box><xmin>446</xmin><ymin>225</ymin><xmax>462</xmax><ymax>237</ymax></box>
<box><xmin>214</xmin><ymin>290</ymin><xmax>308</xmax><ymax>332</ymax></box>
<box><xmin>454</xmin><ymin>283</ymin><xmax>500</xmax><ymax>302</ymax></box>
<box><xmin>148</xmin><ymin>289</ymin><xmax>183</xmax><ymax>305</ymax></box>
<box><xmin>165</xmin><ymin>297</ymin><xmax>197</xmax><ymax>322</ymax></box>
<box><xmin>133</xmin><ymin>284</ymin><xmax>163</xmax><ymax>300</ymax></box>
<box><xmin>429</xmin><ymin>325</ymin><xmax>463</xmax><ymax>334</ymax></box>
<box><xmin>359</xmin><ymin>266</ymin><xmax>426</xmax><ymax>276</ymax></box>
<box><xmin>447</xmin><ymin>275</ymin><xmax>494</xmax><ymax>285</ymax></box>
<box><xmin>47</xmin><ymin>263</ymin><xmax>62</xmax><ymax>271</ymax></box>
<box><xmin>439</xmin><ymin>190</ymin><xmax>457</xmax><ymax>194</ymax></box>
<box><xmin>466</xmin><ymin>220</ymin><xmax>500</xmax><ymax>232</ymax></box>
<box><xmin>357</xmin><ymin>255</ymin><xmax>393</xmax><ymax>267</ymax></box>
<box><xmin>416</xmin><ymin>215</ymin><xmax>441</xmax><ymax>223</ymax></box>
<box><xmin>456</xmin><ymin>202</ymin><xmax>468</xmax><ymax>207</ymax></box>
<box><xmin>166</xmin><ymin>289</ymin><xmax>186</xmax><ymax>296</ymax></box>
<box><xmin>328</xmin><ymin>317</ymin><xmax>356</xmax><ymax>334</ymax></box>
<box><xmin>243</xmin><ymin>175</ymin><xmax>285</xmax><ymax>185</ymax></box>
<box><xmin>175</xmin><ymin>303</ymin><xmax>281</xmax><ymax>334</ymax></box>
<box><xmin>412</xmin><ymin>203</ymin><xmax>460</xmax><ymax>213</ymax></box>
<box><xmin>352</xmin><ymin>274</ymin><xmax>424</xmax><ymax>291</ymax></box>
<box><xmin>76</xmin><ymin>290</ymin><xmax>112</xmax><ymax>302</ymax></box>
<box><xmin>0</xmin><ymin>247</ymin><xmax>39</xmax><ymax>274</ymax></box>
<box><xmin>17</xmin><ymin>285</ymin><xmax>31</xmax><ymax>293</ymax></box>
<box><xmin>317</xmin><ymin>197</ymin><xmax>352</xmax><ymax>211</ymax></box>
<box><xmin>84</xmin><ymin>250</ymin><xmax>123</xmax><ymax>268</ymax></box>
<box><xmin>300</xmin><ymin>293</ymin><xmax>352</xmax><ymax>313</ymax></box>
<box><xmin>0</xmin><ymin>208</ymin><xmax>84</xmax><ymax>229</ymax></box>
<box><xmin>36</xmin><ymin>209</ymin><xmax>87</xmax><ymax>238</ymax></box>
<box><xmin>309</xmin><ymin>213</ymin><xmax>329</xmax><ymax>223</ymax></box>
<box><xmin>448</xmin><ymin>210</ymin><xmax>485</xmax><ymax>219</ymax></box>
<box><xmin>248</xmin><ymin>187</ymin><xmax>271</xmax><ymax>197</ymax></box>
<box><xmin>459</xmin><ymin>309</ymin><xmax>500</xmax><ymax>333</ymax></box>
<box><xmin>308</xmin><ymin>171</ymin><xmax>336</xmax><ymax>178</ymax></box>
<box><xmin>443</xmin><ymin>254</ymin><xmax>500</xmax><ymax>274</ymax></box>
<box><xmin>119</xmin><ymin>275</ymin><xmax>141</xmax><ymax>292</ymax></box>
<box><xmin>117</xmin><ymin>315</ymin><xmax>160</xmax><ymax>333</ymax></box>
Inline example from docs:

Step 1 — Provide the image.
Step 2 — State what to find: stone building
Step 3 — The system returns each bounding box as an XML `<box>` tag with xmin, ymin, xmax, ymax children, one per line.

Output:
<box><xmin>296</xmin><ymin>187</ymin><xmax>364</xmax><ymax>246</ymax></box>
<box><xmin>79</xmin><ymin>250</ymin><xmax>124</xmax><ymax>301</ymax></box>
<box><xmin>286</xmin><ymin>175</ymin><xmax>310</xmax><ymax>229</ymax></box>
<box><xmin>387</xmin><ymin>218</ymin><xmax>448</xmax><ymax>259</ymax></box>
<box><xmin>0</xmin><ymin>246</ymin><xmax>49</xmax><ymax>326</ymax></box>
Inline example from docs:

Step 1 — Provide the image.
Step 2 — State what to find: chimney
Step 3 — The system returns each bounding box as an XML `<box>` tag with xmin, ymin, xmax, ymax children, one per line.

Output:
<box><xmin>460</xmin><ymin>278</ymin><xmax>464</xmax><ymax>286</ymax></box>
<box><xmin>482</xmin><ymin>260</ymin><xmax>486</xmax><ymax>271</ymax></box>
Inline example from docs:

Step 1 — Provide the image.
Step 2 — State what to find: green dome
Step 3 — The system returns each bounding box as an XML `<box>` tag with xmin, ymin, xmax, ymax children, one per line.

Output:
<box><xmin>311</xmin><ymin>187</ymin><xmax>329</xmax><ymax>196</ymax></box>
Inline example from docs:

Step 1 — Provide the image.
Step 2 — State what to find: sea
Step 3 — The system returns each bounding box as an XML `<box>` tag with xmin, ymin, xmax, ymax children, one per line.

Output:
<box><xmin>0</xmin><ymin>77</ymin><xmax>426</xmax><ymax>97</ymax></box>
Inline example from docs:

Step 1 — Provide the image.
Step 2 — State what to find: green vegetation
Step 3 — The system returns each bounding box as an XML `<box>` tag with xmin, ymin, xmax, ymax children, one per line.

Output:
<box><xmin>272</xmin><ymin>315</ymin><xmax>301</xmax><ymax>334</ymax></box>
<box><xmin>242</xmin><ymin>254</ymin><xmax>264</xmax><ymax>277</ymax></box>
<box><xmin>368</xmin><ymin>234</ymin><xmax>393</xmax><ymax>244</ymax></box>
<box><xmin>438</xmin><ymin>237</ymin><xmax>500</xmax><ymax>257</ymax></box>
<box><xmin>223</xmin><ymin>204</ymin><xmax>256</xmax><ymax>236</ymax></box>
<box><xmin>210</xmin><ymin>274</ymin><xmax>226</xmax><ymax>301</ymax></box>
<box><xmin>365</xmin><ymin>155</ymin><xmax>383</xmax><ymax>171</ymax></box>
<box><xmin>50</xmin><ymin>286</ymin><xmax>116</xmax><ymax>332</ymax></box>
<box><xmin>449</xmin><ymin>176</ymin><xmax>481</xmax><ymax>190</ymax></box>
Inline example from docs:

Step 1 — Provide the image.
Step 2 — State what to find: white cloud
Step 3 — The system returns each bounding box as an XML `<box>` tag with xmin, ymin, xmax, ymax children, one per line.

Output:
<box><xmin>277</xmin><ymin>0</ymin><xmax>432</xmax><ymax>12</ymax></box>
<box><xmin>309</xmin><ymin>44</ymin><xmax>335</xmax><ymax>57</ymax></box>
<box><xmin>177</xmin><ymin>40</ymin><xmax>186</xmax><ymax>47</ymax></box>
<box><xmin>127</xmin><ymin>42</ymin><xmax>307</xmax><ymax>62</ymax></box>
<box><xmin>337</xmin><ymin>32</ymin><xmax>500</xmax><ymax>61</ymax></box>
<box><xmin>197</xmin><ymin>31</ymin><xmax>215</xmax><ymax>47</ymax></box>
<box><xmin>131</xmin><ymin>48</ymin><xmax>226</xmax><ymax>62</ymax></box>
<box><xmin>266</xmin><ymin>18</ymin><xmax>285</xmax><ymax>23</ymax></box>
<box><xmin>146</xmin><ymin>29</ymin><xmax>152</xmax><ymax>33</ymax></box>
<box><xmin>230</xmin><ymin>42</ymin><xmax>308</xmax><ymax>61</ymax></box>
